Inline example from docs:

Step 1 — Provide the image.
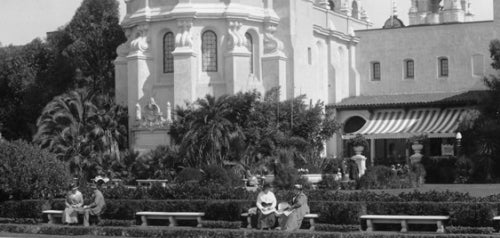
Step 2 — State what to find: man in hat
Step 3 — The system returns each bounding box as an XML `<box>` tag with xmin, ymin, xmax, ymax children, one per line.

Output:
<box><xmin>277</xmin><ymin>184</ymin><xmax>310</xmax><ymax>231</ymax></box>
<box><xmin>79</xmin><ymin>180</ymin><xmax>106</xmax><ymax>226</ymax></box>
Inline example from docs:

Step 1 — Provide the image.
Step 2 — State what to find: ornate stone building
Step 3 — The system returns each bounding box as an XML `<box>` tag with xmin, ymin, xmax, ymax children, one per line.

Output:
<box><xmin>114</xmin><ymin>0</ymin><xmax>371</xmax><ymax>151</ymax></box>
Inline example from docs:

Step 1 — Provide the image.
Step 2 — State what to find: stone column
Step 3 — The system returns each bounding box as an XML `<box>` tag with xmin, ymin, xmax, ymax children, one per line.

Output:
<box><xmin>224</xmin><ymin>19</ymin><xmax>252</xmax><ymax>94</ymax></box>
<box><xmin>262</xmin><ymin>22</ymin><xmax>287</xmax><ymax>100</ymax></box>
<box><xmin>172</xmin><ymin>18</ymin><xmax>198</xmax><ymax>107</ymax></box>
<box><xmin>115</xmin><ymin>42</ymin><xmax>129</xmax><ymax>106</ymax></box>
<box><xmin>127</xmin><ymin>24</ymin><xmax>153</xmax><ymax>146</ymax></box>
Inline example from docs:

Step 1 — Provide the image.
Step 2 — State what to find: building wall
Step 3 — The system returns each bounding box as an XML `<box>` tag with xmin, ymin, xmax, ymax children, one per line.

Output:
<box><xmin>355</xmin><ymin>20</ymin><xmax>497</xmax><ymax>96</ymax></box>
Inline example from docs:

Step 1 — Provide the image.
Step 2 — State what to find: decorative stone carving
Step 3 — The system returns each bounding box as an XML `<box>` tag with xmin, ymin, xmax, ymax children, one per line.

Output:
<box><xmin>263</xmin><ymin>22</ymin><xmax>284</xmax><ymax>55</ymax></box>
<box><xmin>340</xmin><ymin>2</ymin><xmax>351</xmax><ymax>17</ymax></box>
<box><xmin>166</xmin><ymin>102</ymin><xmax>173</xmax><ymax>124</ymax></box>
<box><xmin>116</xmin><ymin>43</ymin><xmax>130</xmax><ymax>57</ymax></box>
<box><xmin>137</xmin><ymin>97</ymin><xmax>170</xmax><ymax>129</ymax></box>
<box><xmin>130</xmin><ymin>24</ymin><xmax>150</xmax><ymax>52</ymax></box>
<box><xmin>135</xmin><ymin>103</ymin><xmax>142</xmax><ymax>121</ymax></box>
<box><xmin>227</xmin><ymin>20</ymin><xmax>246</xmax><ymax>51</ymax></box>
<box><xmin>360</xmin><ymin>7</ymin><xmax>369</xmax><ymax>22</ymax></box>
<box><xmin>317</xmin><ymin>0</ymin><xmax>329</xmax><ymax>9</ymax></box>
<box><xmin>175</xmin><ymin>19</ymin><xmax>193</xmax><ymax>48</ymax></box>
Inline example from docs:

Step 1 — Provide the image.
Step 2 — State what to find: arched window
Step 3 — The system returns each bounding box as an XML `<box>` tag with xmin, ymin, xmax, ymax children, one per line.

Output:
<box><xmin>328</xmin><ymin>0</ymin><xmax>335</xmax><ymax>10</ymax></box>
<box><xmin>163</xmin><ymin>32</ymin><xmax>175</xmax><ymax>73</ymax></box>
<box><xmin>352</xmin><ymin>1</ymin><xmax>359</xmax><ymax>19</ymax></box>
<box><xmin>202</xmin><ymin>30</ymin><xmax>217</xmax><ymax>72</ymax></box>
<box><xmin>344</xmin><ymin>116</ymin><xmax>366</xmax><ymax>134</ymax></box>
<box><xmin>438</xmin><ymin>57</ymin><xmax>449</xmax><ymax>77</ymax></box>
<box><xmin>404</xmin><ymin>59</ymin><xmax>415</xmax><ymax>79</ymax></box>
<box><xmin>245</xmin><ymin>33</ymin><xmax>254</xmax><ymax>74</ymax></box>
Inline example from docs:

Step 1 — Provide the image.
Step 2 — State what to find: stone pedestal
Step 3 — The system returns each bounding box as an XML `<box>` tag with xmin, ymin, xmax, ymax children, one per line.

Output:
<box><xmin>132</xmin><ymin>128</ymin><xmax>171</xmax><ymax>153</ymax></box>
<box><xmin>224</xmin><ymin>48</ymin><xmax>252</xmax><ymax>94</ymax></box>
<box><xmin>173</xmin><ymin>48</ymin><xmax>197</xmax><ymax>106</ymax></box>
<box><xmin>351</xmin><ymin>154</ymin><xmax>367</xmax><ymax>177</ymax></box>
<box><xmin>262</xmin><ymin>54</ymin><xmax>287</xmax><ymax>100</ymax></box>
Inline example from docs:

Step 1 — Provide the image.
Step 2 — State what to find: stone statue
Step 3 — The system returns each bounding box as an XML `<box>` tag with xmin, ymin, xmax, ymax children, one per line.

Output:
<box><xmin>142</xmin><ymin>97</ymin><xmax>165</xmax><ymax>127</ymax></box>
<box><xmin>136</xmin><ymin>103</ymin><xmax>142</xmax><ymax>121</ymax></box>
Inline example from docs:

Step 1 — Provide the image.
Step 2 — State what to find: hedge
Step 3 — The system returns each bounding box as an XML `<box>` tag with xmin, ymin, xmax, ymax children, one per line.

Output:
<box><xmin>1</xmin><ymin>224</ymin><xmax>500</xmax><ymax>237</ymax></box>
<box><xmin>2</xmin><ymin>199</ymin><xmax>500</xmax><ymax>228</ymax></box>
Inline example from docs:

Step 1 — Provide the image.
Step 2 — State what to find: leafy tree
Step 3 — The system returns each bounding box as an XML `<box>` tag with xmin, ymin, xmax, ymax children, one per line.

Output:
<box><xmin>0</xmin><ymin>140</ymin><xmax>71</xmax><ymax>200</ymax></box>
<box><xmin>63</xmin><ymin>0</ymin><xmax>126</xmax><ymax>93</ymax></box>
<box><xmin>33</xmin><ymin>88</ymin><xmax>127</xmax><ymax>182</ymax></box>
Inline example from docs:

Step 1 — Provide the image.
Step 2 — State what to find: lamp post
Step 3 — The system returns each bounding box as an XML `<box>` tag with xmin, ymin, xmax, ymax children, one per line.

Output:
<box><xmin>456</xmin><ymin>132</ymin><xmax>462</xmax><ymax>157</ymax></box>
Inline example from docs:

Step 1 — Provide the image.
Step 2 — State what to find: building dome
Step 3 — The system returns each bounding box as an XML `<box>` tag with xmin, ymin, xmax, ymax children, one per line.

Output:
<box><xmin>382</xmin><ymin>15</ymin><xmax>405</xmax><ymax>29</ymax></box>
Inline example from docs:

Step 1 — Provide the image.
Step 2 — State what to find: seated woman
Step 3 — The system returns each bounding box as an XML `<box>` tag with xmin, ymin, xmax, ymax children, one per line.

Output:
<box><xmin>256</xmin><ymin>183</ymin><xmax>277</xmax><ymax>230</ymax></box>
<box><xmin>62</xmin><ymin>184</ymin><xmax>83</xmax><ymax>225</ymax></box>
<box><xmin>277</xmin><ymin>184</ymin><xmax>310</xmax><ymax>231</ymax></box>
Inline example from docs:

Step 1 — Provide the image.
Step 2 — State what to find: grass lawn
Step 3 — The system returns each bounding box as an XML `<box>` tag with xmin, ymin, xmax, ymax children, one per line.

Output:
<box><xmin>361</xmin><ymin>184</ymin><xmax>500</xmax><ymax>197</ymax></box>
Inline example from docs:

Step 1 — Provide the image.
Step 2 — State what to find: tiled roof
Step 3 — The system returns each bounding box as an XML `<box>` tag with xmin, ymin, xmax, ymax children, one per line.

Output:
<box><xmin>330</xmin><ymin>90</ymin><xmax>488</xmax><ymax>110</ymax></box>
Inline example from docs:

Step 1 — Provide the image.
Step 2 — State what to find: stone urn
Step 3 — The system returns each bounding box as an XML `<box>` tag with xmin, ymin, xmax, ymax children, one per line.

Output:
<box><xmin>410</xmin><ymin>142</ymin><xmax>423</xmax><ymax>164</ymax></box>
<box><xmin>353</xmin><ymin>145</ymin><xmax>365</xmax><ymax>155</ymax></box>
<box><xmin>351</xmin><ymin>145</ymin><xmax>367</xmax><ymax>177</ymax></box>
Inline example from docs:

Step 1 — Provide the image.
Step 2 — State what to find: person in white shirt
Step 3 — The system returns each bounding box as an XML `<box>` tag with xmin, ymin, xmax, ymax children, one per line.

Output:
<box><xmin>256</xmin><ymin>183</ymin><xmax>277</xmax><ymax>230</ymax></box>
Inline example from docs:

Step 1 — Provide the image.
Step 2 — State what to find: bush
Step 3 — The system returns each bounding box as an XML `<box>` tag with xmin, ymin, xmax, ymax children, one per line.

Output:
<box><xmin>315</xmin><ymin>223</ymin><xmax>360</xmax><ymax>232</ymax></box>
<box><xmin>446</xmin><ymin>226</ymin><xmax>495</xmax><ymax>234</ymax></box>
<box><xmin>175</xmin><ymin>167</ymin><xmax>203</xmax><ymax>184</ymax></box>
<box><xmin>200</xmin><ymin>220</ymin><xmax>242</xmax><ymax>229</ymax></box>
<box><xmin>0</xmin><ymin>140</ymin><xmax>71</xmax><ymax>200</ymax></box>
<box><xmin>201</xmin><ymin>165</ymin><xmax>232</xmax><ymax>186</ymax></box>
<box><xmin>273</xmin><ymin>164</ymin><xmax>300</xmax><ymax>189</ymax></box>
<box><xmin>316</xmin><ymin>202</ymin><xmax>365</xmax><ymax>225</ymax></box>
<box><xmin>203</xmin><ymin>201</ymin><xmax>243</xmax><ymax>221</ymax></box>
<box><xmin>97</xmin><ymin>219</ymin><xmax>135</xmax><ymax>227</ymax></box>
<box><xmin>358</xmin><ymin>166</ymin><xmax>413</xmax><ymax>189</ymax></box>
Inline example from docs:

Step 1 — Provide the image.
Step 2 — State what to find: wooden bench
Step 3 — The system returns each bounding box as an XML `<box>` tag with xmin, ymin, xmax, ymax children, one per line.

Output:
<box><xmin>136</xmin><ymin>212</ymin><xmax>205</xmax><ymax>227</ymax></box>
<box><xmin>136</xmin><ymin>179</ymin><xmax>168</xmax><ymax>188</ymax></box>
<box><xmin>42</xmin><ymin>210</ymin><xmax>63</xmax><ymax>224</ymax></box>
<box><xmin>360</xmin><ymin>215</ymin><xmax>449</xmax><ymax>233</ymax></box>
<box><xmin>241</xmin><ymin>212</ymin><xmax>319</xmax><ymax>230</ymax></box>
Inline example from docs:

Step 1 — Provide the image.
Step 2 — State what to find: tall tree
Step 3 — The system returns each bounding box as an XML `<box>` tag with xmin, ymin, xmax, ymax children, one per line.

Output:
<box><xmin>63</xmin><ymin>0</ymin><xmax>126</xmax><ymax>93</ymax></box>
<box><xmin>33</xmin><ymin>89</ymin><xmax>127</xmax><ymax>182</ymax></box>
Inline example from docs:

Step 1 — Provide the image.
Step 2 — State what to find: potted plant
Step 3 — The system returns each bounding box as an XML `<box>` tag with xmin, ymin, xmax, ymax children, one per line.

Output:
<box><xmin>348</xmin><ymin>134</ymin><xmax>369</xmax><ymax>155</ymax></box>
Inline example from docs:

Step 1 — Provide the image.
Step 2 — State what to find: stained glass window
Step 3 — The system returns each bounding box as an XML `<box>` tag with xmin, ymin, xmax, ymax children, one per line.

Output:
<box><xmin>202</xmin><ymin>31</ymin><xmax>217</xmax><ymax>72</ymax></box>
<box><xmin>163</xmin><ymin>32</ymin><xmax>175</xmax><ymax>73</ymax></box>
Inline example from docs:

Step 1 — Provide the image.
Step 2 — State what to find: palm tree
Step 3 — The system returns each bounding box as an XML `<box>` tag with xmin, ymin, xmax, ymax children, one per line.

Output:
<box><xmin>33</xmin><ymin>88</ymin><xmax>127</xmax><ymax>181</ymax></box>
<box><xmin>179</xmin><ymin>95</ymin><xmax>244</xmax><ymax>167</ymax></box>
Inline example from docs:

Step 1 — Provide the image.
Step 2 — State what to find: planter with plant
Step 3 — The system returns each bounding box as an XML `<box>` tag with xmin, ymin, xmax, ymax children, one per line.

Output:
<box><xmin>347</xmin><ymin>134</ymin><xmax>369</xmax><ymax>155</ymax></box>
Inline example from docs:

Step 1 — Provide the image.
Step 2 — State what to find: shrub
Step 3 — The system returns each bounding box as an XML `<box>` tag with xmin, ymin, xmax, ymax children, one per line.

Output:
<box><xmin>446</xmin><ymin>226</ymin><xmax>495</xmax><ymax>234</ymax></box>
<box><xmin>315</xmin><ymin>223</ymin><xmax>360</xmax><ymax>232</ymax></box>
<box><xmin>0</xmin><ymin>140</ymin><xmax>71</xmax><ymax>200</ymax></box>
<box><xmin>316</xmin><ymin>202</ymin><xmax>365</xmax><ymax>225</ymax></box>
<box><xmin>201</xmin><ymin>165</ymin><xmax>232</xmax><ymax>186</ymax></box>
<box><xmin>132</xmin><ymin>145</ymin><xmax>180</xmax><ymax>180</ymax></box>
<box><xmin>200</xmin><ymin>220</ymin><xmax>242</xmax><ymax>229</ymax></box>
<box><xmin>273</xmin><ymin>164</ymin><xmax>300</xmax><ymax>189</ymax></box>
<box><xmin>347</xmin><ymin>134</ymin><xmax>369</xmax><ymax>148</ymax></box>
<box><xmin>357</xmin><ymin>165</ymin><xmax>413</xmax><ymax>189</ymax></box>
<box><xmin>175</xmin><ymin>167</ymin><xmax>203</xmax><ymax>183</ymax></box>
<box><xmin>97</xmin><ymin>219</ymin><xmax>135</xmax><ymax>227</ymax></box>
<box><xmin>203</xmin><ymin>201</ymin><xmax>243</xmax><ymax>221</ymax></box>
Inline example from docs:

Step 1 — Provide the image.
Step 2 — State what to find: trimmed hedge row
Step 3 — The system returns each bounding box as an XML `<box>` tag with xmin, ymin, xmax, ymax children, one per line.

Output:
<box><xmin>2</xmin><ymin>199</ymin><xmax>500</xmax><ymax>228</ymax></box>
<box><xmin>1</xmin><ymin>224</ymin><xmax>500</xmax><ymax>238</ymax></box>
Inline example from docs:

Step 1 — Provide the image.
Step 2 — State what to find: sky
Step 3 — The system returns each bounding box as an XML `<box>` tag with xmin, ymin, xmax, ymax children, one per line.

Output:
<box><xmin>0</xmin><ymin>0</ymin><xmax>494</xmax><ymax>46</ymax></box>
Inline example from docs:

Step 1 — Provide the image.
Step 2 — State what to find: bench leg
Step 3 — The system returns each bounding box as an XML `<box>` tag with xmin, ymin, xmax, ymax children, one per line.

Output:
<box><xmin>436</xmin><ymin>220</ymin><xmax>444</xmax><ymax>233</ymax></box>
<box><xmin>246</xmin><ymin>216</ymin><xmax>252</xmax><ymax>229</ymax></box>
<box><xmin>141</xmin><ymin>216</ymin><xmax>148</xmax><ymax>227</ymax></box>
<box><xmin>401</xmin><ymin>220</ymin><xmax>408</xmax><ymax>233</ymax></box>
<box><xmin>47</xmin><ymin>214</ymin><xmax>55</xmax><ymax>225</ymax></box>
<box><xmin>309</xmin><ymin>218</ymin><xmax>316</xmax><ymax>231</ymax></box>
<box><xmin>169</xmin><ymin>217</ymin><xmax>177</xmax><ymax>227</ymax></box>
<box><xmin>197</xmin><ymin>217</ymin><xmax>203</xmax><ymax>228</ymax></box>
<box><xmin>366</xmin><ymin>219</ymin><xmax>373</xmax><ymax>232</ymax></box>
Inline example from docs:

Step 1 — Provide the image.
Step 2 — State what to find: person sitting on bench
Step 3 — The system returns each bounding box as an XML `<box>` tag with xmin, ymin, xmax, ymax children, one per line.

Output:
<box><xmin>78</xmin><ymin>180</ymin><xmax>105</xmax><ymax>226</ymax></box>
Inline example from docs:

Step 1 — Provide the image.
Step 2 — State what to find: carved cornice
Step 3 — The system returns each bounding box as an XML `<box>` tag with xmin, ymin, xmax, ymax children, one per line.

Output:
<box><xmin>130</xmin><ymin>24</ymin><xmax>150</xmax><ymax>53</ymax></box>
<box><xmin>227</xmin><ymin>19</ymin><xmax>246</xmax><ymax>51</ymax></box>
<box><xmin>263</xmin><ymin>22</ymin><xmax>284</xmax><ymax>55</ymax></box>
<box><xmin>175</xmin><ymin>19</ymin><xmax>193</xmax><ymax>48</ymax></box>
<box><xmin>313</xmin><ymin>25</ymin><xmax>360</xmax><ymax>45</ymax></box>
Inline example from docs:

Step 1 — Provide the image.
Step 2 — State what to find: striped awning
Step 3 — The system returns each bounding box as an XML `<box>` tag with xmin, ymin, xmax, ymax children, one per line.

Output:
<box><xmin>344</xmin><ymin>108</ymin><xmax>466</xmax><ymax>139</ymax></box>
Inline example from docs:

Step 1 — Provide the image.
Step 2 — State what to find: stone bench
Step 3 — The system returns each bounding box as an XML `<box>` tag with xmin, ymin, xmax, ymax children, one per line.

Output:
<box><xmin>42</xmin><ymin>210</ymin><xmax>63</xmax><ymax>224</ymax></box>
<box><xmin>136</xmin><ymin>212</ymin><xmax>205</xmax><ymax>227</ymax></box>
<box><xmin>241</xmin><ymin>212</ymin><xmax>319</xmax><ymax>230</ymax></box>
<box><xmin>360</xmin><ymin>215</ymin><xmax>449</xmax><ymax>233</ymax></box>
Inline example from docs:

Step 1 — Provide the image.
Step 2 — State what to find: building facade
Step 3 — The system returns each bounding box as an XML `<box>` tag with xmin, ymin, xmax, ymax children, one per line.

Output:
<box><xmin>115</xmin><ymin>0</ymin><xmax>500</xmax><ymax>162</ymax></box>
